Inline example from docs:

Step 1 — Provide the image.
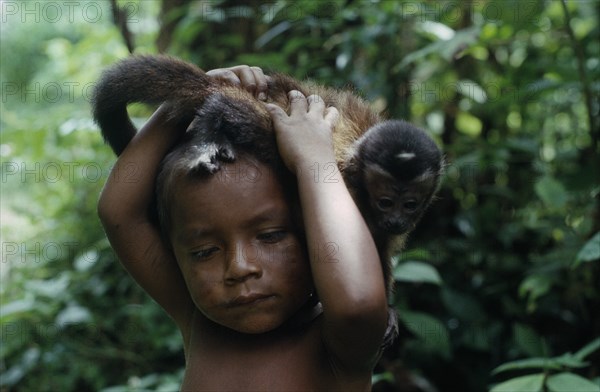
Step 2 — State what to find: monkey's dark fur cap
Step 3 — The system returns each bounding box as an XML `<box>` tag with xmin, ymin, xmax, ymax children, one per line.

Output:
<box><xmin>359</xmin><ymin>120</ymin><xmax>443</xmax><ymax>182</ymax></box>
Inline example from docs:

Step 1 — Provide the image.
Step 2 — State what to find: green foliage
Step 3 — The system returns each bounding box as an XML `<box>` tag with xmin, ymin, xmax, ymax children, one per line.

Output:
<box><xmin>1</xmin><ymin>2</ymin><xmax>182</xmax><ymax>390</ymax></box>
<box><xmin>490</xmin><ymin>339</ymin><xmax>600</xmax><ymax>392</ymax></box>
<box><xmin>393</xmin><ymin>260</ymin><xmax>443</xmax><ymax>285</ymax></box>
<box><xmin>1</xmin><ymin>0</ymin><xmax>598</xmax><ymax>391</ymax></box>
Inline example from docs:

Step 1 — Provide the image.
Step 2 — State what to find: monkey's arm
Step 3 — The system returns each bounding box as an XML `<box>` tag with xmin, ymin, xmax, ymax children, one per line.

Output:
<box><xmin>267</xmin><ymin>92</ymin><xmax>388</xmax><ymax>372</ymax></box>
<box><xmin>97</xmin><ymin>105</ymin><xmax>195</xmax><ymax>342</ymax></box>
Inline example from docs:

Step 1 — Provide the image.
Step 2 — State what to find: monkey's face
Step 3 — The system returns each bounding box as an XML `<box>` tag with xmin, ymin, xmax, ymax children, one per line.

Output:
<box><xmin>364</xmin><ymin>164</ymin><xmax>436</xmax><ymax>235</ymax></box>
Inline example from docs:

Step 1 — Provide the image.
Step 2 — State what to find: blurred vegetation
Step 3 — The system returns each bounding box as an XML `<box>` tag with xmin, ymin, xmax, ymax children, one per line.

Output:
<box><xmin>1</xmin><ymin>0</ymin><xmax>598</xmax><ymax>391</ymax></box>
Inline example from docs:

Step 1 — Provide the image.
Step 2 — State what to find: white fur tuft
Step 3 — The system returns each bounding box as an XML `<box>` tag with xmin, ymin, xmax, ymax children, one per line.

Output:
<box><xmin>396</xmin><ymin>152</ymin><xmax>416</xmax><ymax>160</ymax></box>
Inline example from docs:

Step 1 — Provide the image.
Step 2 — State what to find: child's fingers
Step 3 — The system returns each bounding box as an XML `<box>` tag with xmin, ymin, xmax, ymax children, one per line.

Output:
<box><xmin>307</xmin><ymin>94</ymin><xmax>326</xmax><ymax>114</ymax></box>
<box><xmin>265</xmin><ymin>103</ymin><xmax>288</xmax><ymax>122</ymax></box>
<box><xmin>233</xmin><ymin>65</ymin><xmax>260</xmax><ymax>96</ymax></box>
<box><xmin>288</xmin><ymin>90</ymin><xmax>308</xmax><ymax>115</ymax></box>
<box><xmin>250</xmin><ymin>66</ymin><xmax>268</xmax><ymax>101</ymax></box>
<box><xmin>206</xmin><ymin>69</ymin><xmax>240</xmax><ymax>86</ymax></box>
<box><xmin>324</xmin><ymin>106</ymin><xmax>340</xmax><ymax>127</ymax></box>
<box><xmin>212</xmin><ymin>65</ymin><xmax>264</xmax><ymax>99</ymax></box>
<box><xmin>206</xmin><ymin>66</ymin><xmax>268</xmax><ymax>100</ymax></box>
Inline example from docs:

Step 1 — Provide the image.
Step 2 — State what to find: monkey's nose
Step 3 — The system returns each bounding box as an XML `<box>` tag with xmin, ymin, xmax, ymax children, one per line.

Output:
<box><xmin>384</xmin><ymin>220</ymin><xmax>408</xmax><ymax>234</ymax></box>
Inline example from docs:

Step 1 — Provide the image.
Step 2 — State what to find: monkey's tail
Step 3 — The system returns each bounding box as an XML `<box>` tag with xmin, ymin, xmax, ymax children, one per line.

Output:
<box><xmin>91</xmin><ymin>55</ymin><xmax>213</xmax><ymax>156</ymax></box>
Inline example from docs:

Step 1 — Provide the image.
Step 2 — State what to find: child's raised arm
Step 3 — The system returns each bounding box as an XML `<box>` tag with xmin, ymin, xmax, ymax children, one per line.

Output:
<box><xmin>97</xmin><ymin>65</ymin><xmax>269</xmax><ymax>342</ymax></box>
<box><xmin>97</xmin><ymin>104</ymin><xmax>196</xmax><ymax>336</ymax></box>
<box><xmin>266</xmin><ymin>92</ymin><xmax>389</xmax><ymax>371</ymax></box>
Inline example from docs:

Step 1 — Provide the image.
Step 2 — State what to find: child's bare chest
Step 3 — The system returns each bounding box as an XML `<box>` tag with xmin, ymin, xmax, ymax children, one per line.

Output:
<box><xmin>183</xmin><ymin>337</ymin><xmax>328</xmax><ymax>389</ymax></box>
<box><xmin>179</xmin><ymin>314</ymin><xmax>369</xmax><ymax>390</ymax></box>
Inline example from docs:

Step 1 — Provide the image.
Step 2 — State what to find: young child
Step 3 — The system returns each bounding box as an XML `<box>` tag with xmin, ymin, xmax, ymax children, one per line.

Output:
<box><xmin>97</xmin><ymin>66</ymin><xmax>389</xmax><ymax>390</ymax></box>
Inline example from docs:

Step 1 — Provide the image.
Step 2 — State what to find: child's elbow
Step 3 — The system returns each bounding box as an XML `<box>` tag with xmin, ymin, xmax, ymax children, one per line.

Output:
<box><xmin>333</xmin><ymin>296</ymin><xmax>389</xmax><ymax>354</ymax></box>
<box><xmin>97</xmin><ymin>192</ymin><xmax>120</xmax><ymax>229</ymax></box>
<box><xmin>359</xmin><ymin>296</ymin><xmax>389</xmax><ymax>323</ymax></box>
<box><xmin>337</xmin><ymin>292</ymin><xmax>389</xmax><ymax>331</ymax></box>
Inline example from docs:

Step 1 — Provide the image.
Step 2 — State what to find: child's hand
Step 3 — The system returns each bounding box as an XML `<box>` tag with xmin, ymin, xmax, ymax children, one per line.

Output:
<box><xmin>266</xmin><ymin>91</ymin><xmax>339</xmax><ymax>175</ymax></box>
<box><xmin>206</xmin><ymin>65</ymin><xmax>268</xmax><ymax>101</ymax></box>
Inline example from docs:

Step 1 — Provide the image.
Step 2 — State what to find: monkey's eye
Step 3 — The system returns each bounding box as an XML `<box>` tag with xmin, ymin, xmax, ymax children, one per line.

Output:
<box><xmin>403</xmin><ymin>200</ymin><xmax>419</xmax><ymax>212</ymax></box>
<box><xmin>377</xmin><ymin>198</ymin><xmax>394</xmax><ymax>211</ymax></box>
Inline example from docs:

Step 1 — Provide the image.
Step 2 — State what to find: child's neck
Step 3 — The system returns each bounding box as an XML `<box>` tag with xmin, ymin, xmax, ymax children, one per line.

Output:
<box><xmin>282</xmin><ymin>294</ymin><xmax>322</xmax><ymax>330</ymax></box>
<box><xmin>197</xmin><ymin>295</ymin><xmax>322</xmax><ymax>344</ymax></box>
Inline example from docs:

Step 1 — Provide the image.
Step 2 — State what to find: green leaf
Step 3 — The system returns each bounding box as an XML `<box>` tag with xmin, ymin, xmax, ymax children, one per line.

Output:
<box><xmin>534</xmin><ymin>176</ymin><xmax>568</xmax><ymax>209</ymax></box>
<box><xmin>393</xmin><ymin>261</ymin><xmax>442</xmax><ymax>285</ymax></box>
<box><xmin>395</xmin><ymin>25</ymin><xmax>480</xmax><ymax>69</ymax></box>
<box><xmin>492</xmin><ymin>358</ymin><xmax>562</xmax><ymax>375</ymax></box>
<box><xmin>24</xmin><ymin>275</ymin><xmax>70</xmax><ymax>298</ymax></box>
<box><xmin>256</xmin><ymin>21</ymin><xmax>292</xmax><ymax>49</ymax></box>
<box><xmin>456</xmin><ymin>112</ymin><xmax>483</xmax><ymax>137</ymax></box>
<box><xmin>456</xmin><ymin>79</ymin><xmax>487</xmax><ymax>103</ymax></box>
<box><xmin>574</xmin><ymin>232</ymin><xmax>600</xmax><ymax>266</ymax></box>
<box><xmin>554</xmin><ymin>353</ymin><xmax>589</xmax><ymax>369</ymax></box>
<box><xmin>372</xmin><ymin>372</ymin><xmax>394</xmax><ymax>384</ymax></box>
<box><xmin>55</xmin><ymin>304</ymin><xmax>92</xmax><ymax>326</ymax></box>
<box><xmin>441</xmin><ymin>288</ymin><xmax>485</xmax><ymax>322</ymax></box>
<box><xmin>513</xmin><ymin>323</ymin><xmax>547</xmax><ymax>358</ymax></box>
<box><xmin>490</xmin><ymin>374</ymin><xmax>545</xmax><ymax>392</ymax></box>
<box><xmin>0</xmin><ymin>298</ymin><xmax>35</xmax><ymax>322</ymax></box>
<box><xmin>398</xmin><ymin>311</ymin><xmax>451</xmax><ymax>359</ymax></box>
<box><xmin>574</xmin><ymin>338</ymin><xmax>600</xmax><ymax>361</ymax></box>
<box><xmin>74</xmin><ymin>249</ymin><xmax>99</xmax><ymax>271</ymax></box>
<box><xmin>491</xmin><ymin>353</ymin><xmax>589</xmax><ymax>376</ymax></box>
<box><xmin>546</xmin><ymin>372</ymin><xmax>600</xmax><ymax>392</ymax></box>
<box><xmin>519</xmin><ymin>274</ymin><xmax>553</xmax><ymax>302</ymax></box>
<box><xmin>0</xmin><ymin>347</ymin><xmax>40</xmax><ymax>387</ymax></box>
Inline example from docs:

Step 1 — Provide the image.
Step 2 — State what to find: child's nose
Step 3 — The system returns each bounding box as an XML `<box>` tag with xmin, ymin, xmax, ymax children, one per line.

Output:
<box><xmin>224</xmin><ymin>243</ymin><xmax>263</xmax><ymax>284</ymax></box>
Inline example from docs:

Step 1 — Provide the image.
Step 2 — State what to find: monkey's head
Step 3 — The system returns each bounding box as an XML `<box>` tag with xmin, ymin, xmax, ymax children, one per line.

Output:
<box><xmin>355</xmin><ymin>120</ymin><xmax>443</xmax><ymax>235</ymax></box>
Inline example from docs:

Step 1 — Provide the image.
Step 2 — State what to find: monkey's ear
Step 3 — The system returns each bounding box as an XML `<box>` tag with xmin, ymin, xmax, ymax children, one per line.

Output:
<box><xmin>340</xmin><ymin>153</ymin><xmax>361</xmax><ymax>186</ymax></box>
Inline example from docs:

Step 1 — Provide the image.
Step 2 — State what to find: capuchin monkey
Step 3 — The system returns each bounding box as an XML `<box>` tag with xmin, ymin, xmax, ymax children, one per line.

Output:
<box><xmin>91</xmin><ymin>55</ymin><xmax>443</xmax><ymax>294</ymax></box>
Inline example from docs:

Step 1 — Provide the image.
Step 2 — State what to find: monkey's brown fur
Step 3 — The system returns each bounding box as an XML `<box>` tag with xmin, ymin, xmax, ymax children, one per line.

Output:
<box><xmin>92</xmin><ymin>55</ymin><xmax>443</xmax><ymax>298</ymax></box>
<box><xmin>92</xmin><ymin>55</ymin><xmax>378</xmax><ymax>167</ymax></box>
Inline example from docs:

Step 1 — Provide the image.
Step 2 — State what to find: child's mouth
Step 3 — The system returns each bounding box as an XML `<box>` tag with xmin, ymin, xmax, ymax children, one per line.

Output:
<box><xmin>227</xmin><ymin>293</ymin><xmax>274</xmax><ymax>307</ymax></box>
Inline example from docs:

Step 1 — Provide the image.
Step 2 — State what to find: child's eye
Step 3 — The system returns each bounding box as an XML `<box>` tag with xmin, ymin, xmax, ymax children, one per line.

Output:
<box><xmin>257</xmin><ymin>230</ymin><xmax>287</xmax><ymax>244</ymax></box>
<box><xmin>191</xmin><ymin>247</ymin><xmax>219</xmax><ymax>260</ymax></box>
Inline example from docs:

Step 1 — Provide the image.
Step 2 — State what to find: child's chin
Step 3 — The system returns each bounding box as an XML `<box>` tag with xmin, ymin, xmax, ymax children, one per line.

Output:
<box><xmin>224</xmin><ymin>315</ymin><xmax>285</xmax><ymax>334</ymax></box>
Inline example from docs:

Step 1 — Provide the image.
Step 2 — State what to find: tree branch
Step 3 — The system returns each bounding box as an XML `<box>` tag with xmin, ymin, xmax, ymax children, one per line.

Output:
<box><xmin>110</xmin><ymin>0</ymin><xmax>135</xmax><ymax>54</ymax></box>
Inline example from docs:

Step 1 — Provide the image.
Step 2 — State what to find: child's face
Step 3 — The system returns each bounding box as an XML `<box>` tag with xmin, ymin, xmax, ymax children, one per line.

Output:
<box><xmin>169</xmin><ymin>159</ymin><xmax>313</xmax><ymax>334</ymax></box>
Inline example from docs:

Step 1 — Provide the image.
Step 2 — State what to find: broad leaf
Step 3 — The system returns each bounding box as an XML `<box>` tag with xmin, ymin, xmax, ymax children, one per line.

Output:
<box><xmin>393</xmin><ymin>261</ymin><xmax>442</xmax><ymax>285</ymax></box>
<box><xmin>398</xmin><ymin>311</ymin><xmax>451</xmax><ymax>359</ymax></box>
<box><xmin>490</xmin><ymin>374</ymin><xmax>544</xmax><ymax>392</ymax></box>
<box><xmin>574</xmin><ymin>232</ymin><xmax>600</xmax><ymax>267</ymax></box>
<box><xmin>534</xmin><ymin>176</ymin><xmax>568</xmax><ymax>209</ymax></box>
<box><xmin>513</xmin><ymin>323</ymin><xmax>547</xmax><ymax>358</ymax></box>
<box><xmin>546</xmin><ymin>372</ymin><xmax>600</xmax><ymax>392</ymax></box>
<box><xmin>492</xmin><ymin>358</ymin><xmax>562</xmax><ymax>375</ymax></box>
<box><xmin>554</xmin><ymin>353</ymin><xmax>589</xmax><ymax>369</ymax></box>
<box><xmin>574</xmin><ymin>338</ymin><xmax>600</xmax><ymax>361</ymax></box>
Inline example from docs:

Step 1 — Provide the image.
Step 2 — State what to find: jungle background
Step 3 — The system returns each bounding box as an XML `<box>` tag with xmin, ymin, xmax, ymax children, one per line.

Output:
<box><xmin>1</xmin><ymin>0</ymin><xmax>599</xmax><ymax>391</ymax></box>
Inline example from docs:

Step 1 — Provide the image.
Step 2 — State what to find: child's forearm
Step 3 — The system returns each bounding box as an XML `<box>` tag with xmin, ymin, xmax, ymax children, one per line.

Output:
<box><xmin>295</xmin><ymin>162</ymin><xmax>388</xmax><ymax>319</ymax></box>
<box><xmin>267</xmin><ymin>92</ymin><xmax>387</xmax><ymax>319</ymax></box>
<box><xmin>97</xmin><ymin>105</ymin><xmax>194</xmax><ymax>332</ymax></box>
<box><xmin>267</xmin><ymin>92</ymin><xmax>388</xmax><ymax>367</ymax></box>
<box><xmin>98</xmin><ymin>105</ymin><xmax>184</xmax><ymax>222</ymax></box>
